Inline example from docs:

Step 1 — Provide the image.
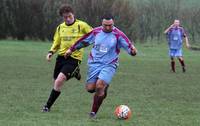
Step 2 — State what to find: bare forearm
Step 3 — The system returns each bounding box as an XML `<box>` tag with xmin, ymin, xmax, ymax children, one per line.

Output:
<box><xmin>185</xmin><ymin>36</ymin><xmax>190</xmax><ymax>48</ymax></box>
<box><xmin>164</xmin><ymin>24</ymin><xmax>174</xmax><ymax>34</ymax></box>
<box><xmin>185</xmin><ymin>37</ymin><xmax>189</xmax><ymax>44</ymax></box>
<box><xmin>164</xmin><ymin>27</ymin><xmax>171</xmax><ymax>34</ymax></box>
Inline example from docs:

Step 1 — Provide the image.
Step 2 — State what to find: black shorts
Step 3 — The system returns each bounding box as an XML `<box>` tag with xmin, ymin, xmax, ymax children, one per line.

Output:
<box><xmin>53</xmin><ymin>56</ymin><xmax>81</xmax><ymax>80</ymax></box>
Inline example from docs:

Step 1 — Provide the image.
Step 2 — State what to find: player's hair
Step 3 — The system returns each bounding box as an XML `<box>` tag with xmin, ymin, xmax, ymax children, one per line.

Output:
<box><xmin>59</xmin><ymin>4</ymin><xmax>74</xmax><ymax>16</ymax></box>
<box><xmin>101</xmin><ymin>13</ymin><xmax>114</xmax><ymax>20</ymax></box>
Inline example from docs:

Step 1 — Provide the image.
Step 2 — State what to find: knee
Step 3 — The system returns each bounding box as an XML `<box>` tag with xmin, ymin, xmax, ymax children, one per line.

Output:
<box><xmin>55</xmin><ymin>73</ymin><xmax>66</xmax><ymax>83</ymax></box>
<box><xmin>95</xmin><ymin>80</ymin><xmax>108</xmax><ymax>96</ymax></box>
<box><xmin>54</xmin><ymin>78</ymin><xmax>65</xmax><ymax>91</ymax></box>
<box><xmin>178</xmin><ymin>57</ymin><xmax>183</xmax><ymax>61</ymax></box>
<box><xmin>55</xmin><ymin>78</ymin><xmax>64</xmax><ymax>85</ymax></box>
<box><xmin>85</xmin><ymin>83</ymin><xmax>96</xmax><ymax>93</ymax></box>
<box><xmin>95</xmin><ymin>86</ymin><xmax>105</xmax><ymax>96</ymax></box>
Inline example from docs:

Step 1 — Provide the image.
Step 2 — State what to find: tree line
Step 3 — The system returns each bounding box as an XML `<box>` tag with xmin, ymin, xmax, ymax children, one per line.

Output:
<box><xmin>0</xmin><ymin>0</ymin><xmax>200</xmax><ymax>43</ymax></box>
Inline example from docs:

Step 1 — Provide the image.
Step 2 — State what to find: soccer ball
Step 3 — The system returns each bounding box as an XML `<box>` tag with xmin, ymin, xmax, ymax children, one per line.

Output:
<box><xmin>114</xmin><ymin>105</ymin><xmax>132</xmax><ymax>120</ymax></box>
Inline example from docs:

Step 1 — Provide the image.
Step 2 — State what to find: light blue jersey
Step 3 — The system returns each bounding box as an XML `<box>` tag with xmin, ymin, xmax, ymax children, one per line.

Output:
<box><xmin>71</xmin><ymin>26</ymin><xmax>134</xmax><ymax>65</ymax></box>
<box><xmin>167</xmin><ymin>27</ymin><xmax>186</xmax><ymax>49</ymax></box>
<box><xmin>71</xmin><ymin>26</ymin><xmax>135</xmax><ymax>84</ymax></box>
<box><xmin>166</xmin><ymin>27</ymin><xmax>187</xmax><ymax>57</ymax></box>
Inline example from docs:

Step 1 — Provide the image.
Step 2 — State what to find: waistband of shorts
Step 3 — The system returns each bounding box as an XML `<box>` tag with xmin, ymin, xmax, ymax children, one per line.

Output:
<box><xmin>57</xmin><ymin>55</ymin><xmax>81</xmax><ymax>63</ymax></box>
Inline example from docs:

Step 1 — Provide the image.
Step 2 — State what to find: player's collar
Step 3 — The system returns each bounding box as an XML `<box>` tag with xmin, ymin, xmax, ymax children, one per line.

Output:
<box><xmin>101</xmin><ymin>26</ymin><xmax>115</xmax><ymax>33</ymax></box>
<box><xmin>65</xmin><ymin>19</ymin><xmax>76</xmax><ymax>26</ymax></box>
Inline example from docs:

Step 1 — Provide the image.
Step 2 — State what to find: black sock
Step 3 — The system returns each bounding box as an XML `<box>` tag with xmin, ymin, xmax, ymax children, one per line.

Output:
<box><xmin>46</xmin><ymin>89</ymin><xmax>61</xmax><ymax>109</ymax></box>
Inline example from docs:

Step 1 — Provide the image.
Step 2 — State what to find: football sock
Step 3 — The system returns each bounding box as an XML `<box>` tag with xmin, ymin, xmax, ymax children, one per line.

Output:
<box><xmin>91</xmin><ymin>94</ymin><xmax>105</xmax><ymax>114</ymax></box>
<box><xmin>103</xmin><ymin>85</ymin><xmax>109</xmax><ymax>99</ymax></box>
<box><xmin>178</xmin><ymin>59</ymin><xmax>186</xmax><ymax>72</ymax></box>
<box><xmin>46</xmin><ymin>89</ymin><xmax>61</xmax><ymax>109</ymax></box>
<box><xmin>178</xmin><ymin>59</ymin><xmax>185</xmax><ymax>67</ymax></box>
<box><xmin>171</xmin><ymin>61</ymin><xmax>175</xmax><ymax>72</ymax></box>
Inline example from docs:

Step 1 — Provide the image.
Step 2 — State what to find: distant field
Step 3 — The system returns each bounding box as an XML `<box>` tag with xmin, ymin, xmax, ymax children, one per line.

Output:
<box><xmin>0</xmin><ymin>40</ymin><xmax>200</xmax><ymax>126</ymax></box>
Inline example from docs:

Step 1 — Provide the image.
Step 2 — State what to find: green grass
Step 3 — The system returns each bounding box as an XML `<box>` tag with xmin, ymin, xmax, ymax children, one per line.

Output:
<box><xmin>0</xmin><ymin>40</ymin><xmax>200</xmax><ymax>126</ymax></box>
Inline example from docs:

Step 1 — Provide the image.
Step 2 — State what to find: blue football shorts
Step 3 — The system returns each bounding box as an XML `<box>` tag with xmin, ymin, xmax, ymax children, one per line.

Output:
<box><xmin>86</xmin><ymin>64</ymin><xmax>117</xmax><ymax>84</ymax></box>
<box><xmin>169</xmin><ymin>49</ymin><xmax>183</xmax><ymax>57</ymax></box>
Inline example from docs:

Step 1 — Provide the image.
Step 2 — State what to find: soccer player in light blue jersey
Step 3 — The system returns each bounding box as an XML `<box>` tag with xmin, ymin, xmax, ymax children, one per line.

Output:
<box><xmin>64</xmin><ymin>14</ymin><xmax>137</xmax><ymax>118</ymax></box>
<box><xmin>164</xmin><ymin>19</ymin><xmax>190</xmax><ymax>72</ymax></box>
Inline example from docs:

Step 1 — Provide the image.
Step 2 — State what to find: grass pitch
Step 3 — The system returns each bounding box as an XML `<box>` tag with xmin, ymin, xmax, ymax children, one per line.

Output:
<box><xmin>0</xmin><ymin>40</ymin><xmax>200</xmax><ymax>126</ymax></box>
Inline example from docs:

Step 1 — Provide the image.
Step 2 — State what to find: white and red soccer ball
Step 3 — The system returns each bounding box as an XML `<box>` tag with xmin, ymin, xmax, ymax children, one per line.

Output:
<box><xmin>114</xmin><ymin>105</ymin><xmax>132</xmax><ymax>120</ymax></box>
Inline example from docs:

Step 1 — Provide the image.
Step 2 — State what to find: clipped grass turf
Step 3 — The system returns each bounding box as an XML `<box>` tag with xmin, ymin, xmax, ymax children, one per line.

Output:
<box><xmin>0</xmin><ymin>40</ymin><xmax>200</xmax><ymax>126</ymax></box>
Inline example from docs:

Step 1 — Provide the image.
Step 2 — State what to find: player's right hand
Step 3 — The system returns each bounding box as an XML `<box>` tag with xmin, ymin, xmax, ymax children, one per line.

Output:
<box><xmin>170</xmin><ymin>24</ymin><xmax>174</xmax><ymax>28</ymax></box>
<box><xmin>46</xmin><ymin>53</ymin><xmax>53</xmax><ymax>62</ymax></box>
<box><xmin>64</xmin><ymin>49</ymin><xmax>72</xmax><ymax>59</ymax></box>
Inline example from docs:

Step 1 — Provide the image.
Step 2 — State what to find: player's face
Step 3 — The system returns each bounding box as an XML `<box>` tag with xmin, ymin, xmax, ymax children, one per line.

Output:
<box><xmin>174</xmin><ymin>20</ymin><xmax>180</xmax><ymax>27</ymax></box>
<box><xmin>63</xmin><ymin>12</ymin><xmax>75</xmax><ymax>25</ymax></box>
<box><xmin>102</xmin><ymin>19</ymin><xmax>114</xmax><ymax>33</ymax></box>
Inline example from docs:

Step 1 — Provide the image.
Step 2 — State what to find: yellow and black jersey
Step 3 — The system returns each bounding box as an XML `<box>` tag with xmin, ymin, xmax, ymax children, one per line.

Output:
<box><xmin>49</xmin><ymin>19</ymin><xmax>92</xmax><ymax>61</ymax></box>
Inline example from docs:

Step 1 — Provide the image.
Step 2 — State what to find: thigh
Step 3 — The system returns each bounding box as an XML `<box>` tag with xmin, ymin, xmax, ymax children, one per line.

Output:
<box><xmin>61</xmin><ymin>63</ymin><xmax>78</xmax><ymax>80</ymax></box>
<box><xmin>86</xmin><ymin>65</ymin><xmax>100</xmax><ymax>84</ymax></box>
<box><xmin>98</xmin><ymin>65</ymin><xmax>116</xmax><ymax>84</ymax></box>
<box><xmin>53</xmin><ymin>57</ymin><xmax>64</xmax><ymax>80</ymax></box>
<box><xmin>60</xmin><ymin>57</ymin><xmax>80</xmax><ymax>80</ymax></box>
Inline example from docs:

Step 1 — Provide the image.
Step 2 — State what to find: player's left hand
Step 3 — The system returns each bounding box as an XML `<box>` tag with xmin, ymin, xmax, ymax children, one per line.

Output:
<box><xmin>64</xmin><ymin>49</ymin><xmax>72</xmax><ymax>58</ymax></box>
<box><xmin>186</xmin><ymin>43</ymin><xmax>190</xmax><ymax>49</ymax></box>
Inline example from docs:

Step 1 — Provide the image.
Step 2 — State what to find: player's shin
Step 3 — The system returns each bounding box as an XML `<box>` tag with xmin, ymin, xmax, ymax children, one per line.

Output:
<box><xmin>178</xmin><ymin>58</ymin><xmax>185</xmax><ymax>67</ymax></box>
<box><xmin>171</xmin><ymin>61</ymin><xmax>175</xmax><ymax>72</ymax></box>
<box><xmin>91</xmin><ymin>85</ymin><xmax>109</xmax><ymax>114</ymax></box>
<box><xmin>103</xmin><ymin>85</ymin><xmax>109</xmax><ymax>98</ymax></box>
<box><xmin>46</xmin><ymin>89</ymin><xmax>61</xmax><ymax>109</ymax></box>
<box><xmin>91</xmin><ymin>94</ymin><xmax>105</xmax><ymax>114</ymax></box>
<box><xmin>178</xmin><ymin>58</ymin><xmax>186</xmax><ymax>72</ymax></box>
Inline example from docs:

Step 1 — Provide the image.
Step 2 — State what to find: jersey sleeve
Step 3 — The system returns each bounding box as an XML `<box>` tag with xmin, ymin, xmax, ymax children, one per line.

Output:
<box><xmin>49</xmin><ymin>26</ymin><xmax>61</xmax><ymax>53</ymax></box>
<box><xmin>166</xmin><ymin>28</ymin><xmax>172</xmax><ymax>36</ymax></box>
<box><xmin>118</xmin><ymin>32</ymin><xmax>134</xmax><ymax>55</ymax></box>
<box><xmin>181</xmin><ymin>27</ymin><xmax>187</xmax><ymax>38</ymax></box>
<box><xmin>166</xmin><ymin>28</ymin><xmax>172</xmax><ymax>44</ymax></box>
<box><xmin>70</xmin><ymin>30</ymin><xmax>95</xmax><ymax>51</ymax></box>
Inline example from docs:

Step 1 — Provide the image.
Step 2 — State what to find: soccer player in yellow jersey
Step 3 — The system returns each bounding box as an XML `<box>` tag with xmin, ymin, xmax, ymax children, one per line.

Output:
<box><xmin>42</xmin><ymin>4</ymin><xmax>92</xmax><ymax>112</ymax></box>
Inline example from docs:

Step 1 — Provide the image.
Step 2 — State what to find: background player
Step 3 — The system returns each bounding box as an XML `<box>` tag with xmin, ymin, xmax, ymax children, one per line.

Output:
<box><xmin>164</xmin><ymin>19</ymin><xmax>190</xmax><ymax>72</ymax></box>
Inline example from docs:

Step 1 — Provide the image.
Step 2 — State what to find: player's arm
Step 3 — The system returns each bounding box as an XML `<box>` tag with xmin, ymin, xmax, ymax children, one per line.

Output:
<box><xmin>183</xmin><ymin>32</ymin><xmax>190</xmax><ymax>49</ymax></box>
<box><xmin>185</xmin><ymin>36</ymin><xmax>190</xmax><ymax>49</ymax></box>
<box><xmin>64</xmin><ymin>31</ymin><xmax>95</xmax><ymax>58</ymax></box>
<box><xmin>118</xmin><ymin>33</ymin><xmax>137</xmax><ymax>56</ymax></box>
<box><xmin>46</xmin><ymin>26</ymin><xmax>61</xmax><ymax>62</ymax></box>
<box><xmin>181</xmin><ymin>27</ymin><xmax>190</xmax><ymax>49</ymax></box>
<box><xmin>164</xmin><ymin>24</ymin><xmax>174</xmax><ymax>34</ymax></box>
